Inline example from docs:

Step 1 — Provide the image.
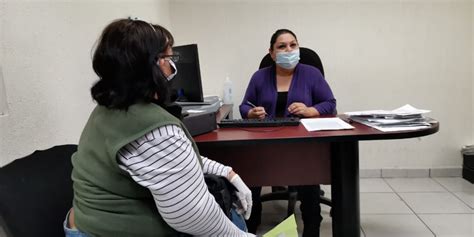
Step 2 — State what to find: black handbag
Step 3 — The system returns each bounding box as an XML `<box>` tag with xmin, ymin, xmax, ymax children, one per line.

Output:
<box><xmin>204</xmin><ymin>174</ymin><xmax>238</xmax><ymax>218</ymax></box>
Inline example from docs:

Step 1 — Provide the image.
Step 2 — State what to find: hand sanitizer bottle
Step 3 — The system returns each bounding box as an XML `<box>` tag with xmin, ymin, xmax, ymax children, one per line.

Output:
<box><xmin>223</xmin><ymin>75</ymin><xmax>233</xmax><ymax>104</ymax></box>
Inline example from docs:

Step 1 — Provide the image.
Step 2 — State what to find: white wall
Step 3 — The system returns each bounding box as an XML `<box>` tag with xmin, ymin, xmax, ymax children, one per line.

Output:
<box><xmin>170</xmin><ymin>0</ymin><xmax>473</xmax><ymax>169</ymax></box>
<box><xmin>0</xmin><ymin>0</ymin><xmax>171</xmax><ymax>166</ymax></box>
<box><xmin>1</xmin><ymin>0</ymin><xmax>472</xmax><ymax>171</ymax></box>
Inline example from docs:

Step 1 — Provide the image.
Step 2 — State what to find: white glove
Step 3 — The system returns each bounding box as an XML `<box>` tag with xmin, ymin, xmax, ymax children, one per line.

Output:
<box><xmin>230</xmin><ymin>174</ymin><xmax>253</xmax><ymax>220</ymax></box>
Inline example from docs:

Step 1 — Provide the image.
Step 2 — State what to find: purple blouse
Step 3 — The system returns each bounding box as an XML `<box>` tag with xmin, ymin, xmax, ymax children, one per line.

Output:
<box><xmin>239</xmin><ymin>63</ymin><xmax>336</xmax><ymax>118</ymax></box>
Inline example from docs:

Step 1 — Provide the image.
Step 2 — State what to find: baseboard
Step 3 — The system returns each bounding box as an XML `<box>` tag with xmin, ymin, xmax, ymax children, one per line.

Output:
<box><xmin>359</xmin><ymin>167</ymin><xmax>462</xmax><ymax>178</ymax></box>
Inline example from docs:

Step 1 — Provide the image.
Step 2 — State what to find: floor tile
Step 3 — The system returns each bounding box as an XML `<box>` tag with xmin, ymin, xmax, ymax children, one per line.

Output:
<box><xmin>262</xmin><ymin>200</ymin><xmax>294</xmax><ymax>214</ymax></box>
<box><xmin>257</xmin><ymin>213</ymin><xmax>288</xmax><ymax>235</ymax></box>
<box><xmin>360</xmin><ymin>193</ymin><xmax>413</xmax><ymax>214</ymax></box>
<box><xmin>320</xmin><ymin>201</ymin><xmax>332</xmax><ymax>215</ymax></box>
<box><xmin>418</xmin><ymin>214</ymin><xmax>474</xmax><ymax>237</ymax></box>
<box><xmin>399</xmin><ymin>192</ymin><xmax>472</xmax><ymax>214</ymax></box>
<box><xmin>360</xmin><ymin>178</ymin><xmax>393</xmax><ymax>193</ymax></box>
<box><xmin>261</xmin><ymin>186</ymin><xmax>272</xmax><ymax>194</ymax></box>
<box><xmin>320</xmin><ymin>214</ymin><xmax>336</xmax><ymax>237</ymax></box>
<box><xmin>295</xmin><ymin>213</ymin><xmax>335</xmax><ymax>237</ymax></box>
<box><xmin>361</xmin><ymin>214</ymin><xmax>434</xmax><ymax>237</ymax></box>
<box><xmin>260</xmin><ymin>186</ymin><xmax>333</xmax><ymax>215</ymax></box>
<box><xmin>255</xmin><ymin>178</ymin><xmax>473</xmax><ymax>237</ymax></box>
<box><xmin>321</xmin><ymin>184</ymin><xmax>331</xmax><ymax>198</ymax></box>
<box><xmin>434</xmin><ymin>177</ymin><xmax>474</xmax><ymax>192</ymax></box>
<box><xmin>452</xmin><ymin>191</ymin><xmax>474</xmax><ymax>209</ymax></box>
<box><xmin>384</xmin><ymin>178</ymin><xmax>447</xmax><ymax>192</ymax></box>
<box><xmin>320</xmin><ymin>184</ymin><xmax>333</xmax><ymax>215</ymax></box>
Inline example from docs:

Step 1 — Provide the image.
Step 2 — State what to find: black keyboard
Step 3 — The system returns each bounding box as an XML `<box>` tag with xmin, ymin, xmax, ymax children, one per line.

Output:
<box><xmin>218</xmin><ymin>117</ymin><xmax>300</xmax><ymax>128</ymax></box>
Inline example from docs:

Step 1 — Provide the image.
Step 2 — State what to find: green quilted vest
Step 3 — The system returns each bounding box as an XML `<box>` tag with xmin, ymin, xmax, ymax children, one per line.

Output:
<box><xmin>72</xmin><ymin>103</ymin><xmax>201</xmax><ymax>237</ymax></box>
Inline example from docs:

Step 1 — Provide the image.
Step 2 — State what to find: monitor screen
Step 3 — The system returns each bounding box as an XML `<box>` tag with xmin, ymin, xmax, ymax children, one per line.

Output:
<box><xmin>170</xmin><ymin>44</ymin><xmax>204</xmax><ymax>103</ymax></box>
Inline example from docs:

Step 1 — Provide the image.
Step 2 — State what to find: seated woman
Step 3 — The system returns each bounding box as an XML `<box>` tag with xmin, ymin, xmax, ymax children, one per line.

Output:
<box><xmin>65</xmin><ymin>18</ymin><xmax>255</xmax><ymax>237</ymax></box>
<box><xmin>239</xmin><ymin>29</ymin><xmax>336</xmax><ymax>237</ymax></box>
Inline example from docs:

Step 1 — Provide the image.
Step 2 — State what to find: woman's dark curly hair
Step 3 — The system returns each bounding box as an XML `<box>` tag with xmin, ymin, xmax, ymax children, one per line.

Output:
<box><xmin>91</xmin><ymin>18</ymin><xmax>174</xmax><ymax>110</ymax></box>
<box><xmin>269</xmin><ymin>29</ymin><xmax>298</xmax><ymax>51</ymax></box>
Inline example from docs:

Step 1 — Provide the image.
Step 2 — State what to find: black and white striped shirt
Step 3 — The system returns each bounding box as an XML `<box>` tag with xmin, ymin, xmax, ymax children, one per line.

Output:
<box><xmin>117</xmin><ymin>124</ymin><xmax>248</xmax><ymax>236</ymax></box>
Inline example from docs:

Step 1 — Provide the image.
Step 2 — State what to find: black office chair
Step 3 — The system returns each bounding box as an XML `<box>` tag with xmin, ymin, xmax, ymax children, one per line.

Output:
<box><xmin>0</xmin><ymin>144</ymin><xmax>77</xmax><ymax>237</ymax></box>
<box><xmin>258</xmin><ymin>47</ymin><xmax>331</xmax><ymax>216</ymax></box>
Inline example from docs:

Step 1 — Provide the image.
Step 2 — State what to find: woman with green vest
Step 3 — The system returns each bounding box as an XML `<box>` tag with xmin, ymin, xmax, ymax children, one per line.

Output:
<box><xmin>64</xmin><ymin>18</ymin><xmax>255</xmax><ymax>237</ymax></box>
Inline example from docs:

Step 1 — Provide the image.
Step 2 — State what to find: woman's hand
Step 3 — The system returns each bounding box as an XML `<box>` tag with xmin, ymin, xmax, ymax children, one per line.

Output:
<box><xmin>288</xmin><ymin>102</ymin><xmax>319</xmax><ymax>117</ymax></box>
<box><xmin>229</xmin><ymin>174</ymin><xmax>252</xmax><ymax>220</ymax></box>
<box><xmin>247</xmin><ymin>107</ymin><xmax>267</xmax><ymax>119</ymax></box>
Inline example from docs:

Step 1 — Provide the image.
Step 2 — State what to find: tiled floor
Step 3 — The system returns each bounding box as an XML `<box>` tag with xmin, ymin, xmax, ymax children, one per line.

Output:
<box><xmin>256</xmin><ymin>177</ymin><xmax>474</xmax><ymax>237</ymax></box>
<box><xmin>0</xmin><ymin>178</ymin><xmax>471</xmax><ymax>237</ymax></box>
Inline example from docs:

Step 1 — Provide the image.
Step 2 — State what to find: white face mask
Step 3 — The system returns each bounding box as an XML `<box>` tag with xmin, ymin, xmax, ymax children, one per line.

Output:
<box><xmin>275</xmin><ymin>49</ymin><xmax>300</xmax><ymax>69</ymax></box>
<box><xmin>166</xmin><ymin>59</ymin><xmax>178</xmax><ymax>81</ymax></box>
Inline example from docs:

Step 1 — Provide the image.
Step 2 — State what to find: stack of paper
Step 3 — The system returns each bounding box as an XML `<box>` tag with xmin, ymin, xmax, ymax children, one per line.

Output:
<box><xmin>344</xmin><ymin>104</ymin><xmax>432</xmax><ymax>132</ymax></box>
<box><xmin>300</xmin><ymin>117</ymin><xmax>354</xmax><ymax>132</ymax></box>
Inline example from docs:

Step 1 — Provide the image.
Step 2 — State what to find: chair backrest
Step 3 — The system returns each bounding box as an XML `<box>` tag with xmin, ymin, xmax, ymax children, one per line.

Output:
<box><xmin>258</xmin><ymin>47</ymin><xmax>325</xmax><ymax>76</ymax></box>
<box><xmin>0</xmin><ymin>144</ymin><xmax>77</xmax><ymax>237</ymax></box>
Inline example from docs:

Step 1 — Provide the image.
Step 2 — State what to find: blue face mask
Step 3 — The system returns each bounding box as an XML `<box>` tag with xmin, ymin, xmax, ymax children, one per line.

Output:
<box><xmin>275</xmin><ymin>49</ymin><xmax>300</xmax><ymax>69</ymax></box>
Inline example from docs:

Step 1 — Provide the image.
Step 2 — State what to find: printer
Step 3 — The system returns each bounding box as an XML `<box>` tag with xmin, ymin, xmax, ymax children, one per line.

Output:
<box><xmin>178</xmin><ymin>96</ymin><xmax>221</xmax><ymax>136</ymax></box>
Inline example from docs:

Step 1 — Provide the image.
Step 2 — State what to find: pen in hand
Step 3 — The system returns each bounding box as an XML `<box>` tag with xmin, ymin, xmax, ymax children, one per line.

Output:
<box><xmin>246</xmin><ymin>101</ymin><xmax>267</xmax><ymax>116</ymax></box>
<box><xmin>246</xmin><ymin>100</ymin><xmax>257</xmax><ymax>108</ymax></box>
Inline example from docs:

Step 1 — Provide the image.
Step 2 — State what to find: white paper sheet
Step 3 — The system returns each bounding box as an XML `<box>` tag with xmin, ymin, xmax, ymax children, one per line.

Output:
<box><xmin>300</xmin><ymin>118</ymin><xmax>354</xmax><ymax>132</ymax></box>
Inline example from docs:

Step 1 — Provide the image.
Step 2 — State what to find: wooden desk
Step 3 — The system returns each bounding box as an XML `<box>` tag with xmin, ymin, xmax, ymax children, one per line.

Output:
<box><xmin>194</xmin><ymin>114</ymin><xmax>439</xmax><ymax>237</ymax></box>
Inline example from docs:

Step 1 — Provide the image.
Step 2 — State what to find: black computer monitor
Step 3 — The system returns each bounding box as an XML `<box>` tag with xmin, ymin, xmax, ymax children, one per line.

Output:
<box><xmin>170</xmin><ymin>44</ymin><xmax>204</xmax><ymax>103</ymax></box>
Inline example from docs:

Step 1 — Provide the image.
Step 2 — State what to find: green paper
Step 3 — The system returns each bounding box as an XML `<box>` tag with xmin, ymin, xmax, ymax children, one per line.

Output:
<box><xmin>263</xmin><ymin>214</ymin><xmax>298</xmax><ymax>237</ymax></box>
